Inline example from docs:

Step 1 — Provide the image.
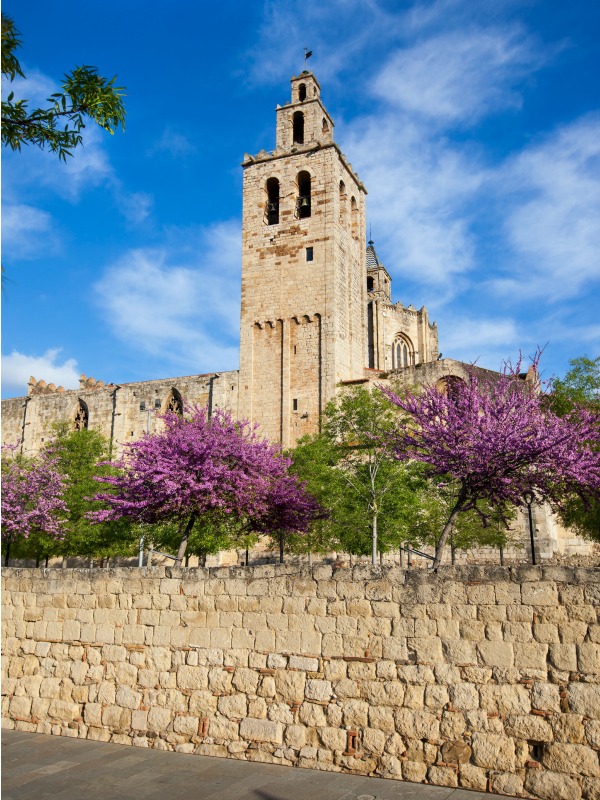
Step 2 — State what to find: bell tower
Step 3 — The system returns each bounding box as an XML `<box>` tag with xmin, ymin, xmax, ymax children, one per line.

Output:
<box><xmin>238</xmin><ymin>72</ymin><xmax>368</xmax><ymax>446</ymax></box>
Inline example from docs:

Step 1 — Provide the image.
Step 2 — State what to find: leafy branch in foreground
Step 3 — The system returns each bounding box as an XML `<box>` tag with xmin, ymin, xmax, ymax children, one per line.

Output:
<box><xmin>1</xmin><ymin>13</ymin><xmax>126</xmax><ymax>161</ymax></box>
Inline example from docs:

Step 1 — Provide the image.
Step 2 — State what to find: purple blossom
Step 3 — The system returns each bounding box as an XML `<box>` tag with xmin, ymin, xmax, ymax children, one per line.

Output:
<box><xmin>380</xmin><ymin>358</ymin><xmax>600</xmax><ymax>566</ymax></box>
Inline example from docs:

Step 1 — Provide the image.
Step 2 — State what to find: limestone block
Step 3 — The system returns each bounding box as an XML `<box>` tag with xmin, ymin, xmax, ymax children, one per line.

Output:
<box><xmin>427</xmin><ymin>766</ymin><xmax>458</xmax><ymax>788</ymax></box>
<box><xmin>532</xmin><ymin>682</ymin><xmax>561</xmax><ymax>712</ymax></box>
<box><xmin>458</xmin><ymin>763</ymin><xmax>488</xmax><ymax>791</ymax></box>
<box><xmin>369</xmin><ymin>706</ymin><xmax>395</xmax><ymax>733</ymax></box>
<box><xmin>449</xmin><ymin>683</ymin><xmax>479</xmax><ymax>711</ymax></box>
<box><xmin>525</xmin><ymin>769</ymin><xmax>582</xmax><ymax>800</ymax></box>
<box><xmin>404</xmin><ymin>685</ymin><xmax>425</xmax><ymax>709</ymax></box>
<box><xmin>549</xmin><ymin>643</ymin><xmax>578</xmax><ymax>672</ymax></box>
<box><xmin>408</xmin><ymin>637</ymin><xmax>443</xmax><ymax>664</ymax></box>
<box><xmin>10</xmin><ymin>695</ymin><xmax>32</xmax><ymax>717</ymax></box>
<box><xmin>514</xmin><ymin>642</ymin><xmax>549</xmax><ymax>670</ymax></box>
<box><xmin>318</xmin><ymin>726</ymin><xmax>347</xmax><ymax>751</ymax></box>
<box><xmin>131</xmin><ymin>710</ymin><xmax>148</xmax><ymax>731</ymax></box>
<box><xmin>581</xmin><ymin>777</ymin><xmax>600</xmax><ymax>800</ymax></box>
<box><xmin>442</xmin><ymin>640</ymin><xmax>477</xmax><ymax>665</ymax></box>
<box><xmin>208</xmin><ymin>717</ymin><xmax>239</xmax><ymax>740</ymax></box>
<box><xmin>402</xmin><ymin>760</ymin><xmax>427</xmax><ymax>783</ymax></box>
<box><xmin>115</xmin><ymin>662</ymin><xmax>138</xmax><ymax>686</ymax></box>
<box><xmin>577</xmin><ymin>643</ymin><xmax>600</xmax><ymax>674</ymax></box>
<box><xmin>559</xmin><ymin>622</ymin><xmax>589</xmax><ymax>644</ymax></box>
<box><xmin>472</xmin><ymin>732</ymin><xmax>515</xmax><ymax>771</ymax></box>
<box><xmin>218</xmin><ymin>694</ymin><xmax>247</xmax><ymax>720</ymax></box>
<box><xmin>115</xmin><ymin>685</ymin><xmax>141</xmax><ymax>710</ymax></box>
<box><xmin>568</xmin><ymin>684</ymin><xmax>600</xmax><ymax>718</ymax></box>
<box><xmin>240</xmin><ymin>717</ymin><xmax>283</xmax><ymax>744</ymax></box>
<box><xmin>542</xmin><ymin>743</ymin><xmax>600</xmax><ymax>777</ymax></box>
<box><xmin>173</xmin><ymin>714</ymin><xmax>199</xmax><ymax>736</ymax></box>
<box><xmin>102</xmin><ymin>705</ymin><xmax>130</xmax><ymax>728</ymax></box>
<box><xmin>479</xmin><ymin>685</ymin><xmax>531</xmax><ymax>715</ymax></box>
<box><xmin>505</xmin><ymin>714</ymin><xmax>554</xmax><ymax>741</ymax></box>
<box><xmin>491</xmin><ymin>772</ymin><xmax>524</xmax><ymax>797</ymax></box>
<box><xmin>441</xmin><ymin>739</ymin><xmax>472</xmax><ymax>764</ymax></box>
<box><xmin>522</xmin><ymin>581</ymin><xmax>559</xmax><ymax>606</ymax></box>
<box><xmin>289</xmin><ymin>655</ymin><xmax>319</xmax><ymax>671</ymax></box>
<box><xmin>147</xmin><ymin>706</ymin><xmax>172</xmax><ymax>732</ymax></box>
<box><xmin>97</xmin><ymin>682</ymin><xmax>116</xmax><ymax>705</ymax></box>
<box><xmin>48</xmin><ymin>699</ymin><xmax>80</xmax><ymax>721</ymax></box>
<box><xmin>379</xmin><ymin>754</ymin><xmax>403</xmax><ymax>776</ymax></box>
<box><xmin>265</xmin><ymin>665</ymin><xmax>301</xmax><ymax>705</ymax></box>
<box><xmin>188</xmin><ymin>690</ymin><xmax>218</xmax><ymax>716</ymax></box>
<box><xmin>305</xmin><ymin>679</ymin><xmax>332</xmax><ymax>702</ymax></box>
<box><xmin>477</xmin><ymin>641</ymin><xmax>514</xmax><ymax>668</ymax></box>
<box><xmin>586</xmin><ymin>720</ymin><xmax>600</xmax><ymax>749</ymax></box>
<box><xmin>284</xmin><ymin>724</ymin><xmax>307</xmax><ymax>748</ymax></box>
<box><xmin>299</xmin><ymin>702</ymin><xmax>327</xmax><ymax>727</ymax></box>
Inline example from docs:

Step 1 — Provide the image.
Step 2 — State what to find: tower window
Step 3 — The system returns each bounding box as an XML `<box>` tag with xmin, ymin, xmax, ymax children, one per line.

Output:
<box><xmin>297</xmin><ymin>171</ymin><xmax>311</xmax><ymax>218</ymax></box>
<box><xmin>265</xmin><ymin>177</ymin><xmax>280</xmax><ymax>225</ymax></box>
<box><xmin>367</xmin><ymin>276</ymin><xmax>374</xmax><ymax>292</ymax></box>
<box><xmin>322</xmin><ymin>118</ymin><xmax>329</xmax><ymax>135</ymax></box>
<box><xmin>298</xmin><ymin>83</ymin><xmax>307</xmax><ymax>102</ymax></box>
<box><xmin>293</xmin><ymin>399</ymin><xmax>298</xmax><ymax>411</ymax></box>
<box><xmin>139</xmin><ymin>401</ymin><xmax>146</xmax><ymax>412</ymax></box>
<box><xmin>306</xmin><ymin>247</ymin><xmax>314</xmax><ymax>262</ymax></box>
<box><xmin>293</xmin><ymin>111</ymin><xmax>305</xmax><ymax>145</ymax></box>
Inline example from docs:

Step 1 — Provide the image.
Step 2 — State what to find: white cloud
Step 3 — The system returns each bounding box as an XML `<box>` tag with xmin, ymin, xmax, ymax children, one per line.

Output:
<box><xmin>1</xmin><ymin>203</ymin><xmax>60</xmax><ymax>259</ymax></box>
<box><xmin>1</xmin><ymin>348</ymin><xmax>80</xmax><ymax>396</ymax></box>
<box><xmin>493</xmin><ymin>114</ymin><xmax>600</xmax><ymax>301</ymax></box>
<box><xmin>116</xmin><ymin>191</ymin><xmax>153</xmax><ymax>225</ymax></box>
<box><xmin>373</xmin><ymin>26</ymin><xmax>541</xmax><ymax>126</ymax></box>
<box><xmin>94</xmin><ymin>220</ymin><xmax>241</xmax><ymax>373</ymax></box>
<box><xmin>149</xmin><ymin>127</ymin><xmax>197</xmax><ymax>158</ymax></box>
<box><xmin>435</xmin><ymin>314</ymin><xmax>522</xmax><ymax>369</ymax></box>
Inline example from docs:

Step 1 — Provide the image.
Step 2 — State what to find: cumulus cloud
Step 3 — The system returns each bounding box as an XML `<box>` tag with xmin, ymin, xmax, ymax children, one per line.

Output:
<box><xmin>94</xmin><ymin>220</ymin><xmax>241</xmax><ymax>373</ymax></box>
<box><xmin>1</xmin><ymin>203</ymin><xmax>60</xmax><ymax>260</ymax></box>
<box><xmin>373</xmin><ymin>26</ymin><xmax>541</xmax><ymax>126</ymax></box>
<box><xmin>1</xmin><ymin>348</ymin><xmax>80</xmax><ymax>397</ymax></box>
<box><xmin>492</xmin><ymin>114</ymin><xmax>600</xmax><ymax>301</ymax></box>
<box><xmin>149</xmin><ymin>126</ymin><xmax>197</xmax><ymax>158</ymax></box>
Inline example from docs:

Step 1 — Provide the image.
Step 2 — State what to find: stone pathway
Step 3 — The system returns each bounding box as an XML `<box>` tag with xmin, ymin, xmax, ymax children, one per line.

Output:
<box><xmin>2</xmin><ymin>730</ymin><xmax>518</xmax><ymax>800</ymax></box>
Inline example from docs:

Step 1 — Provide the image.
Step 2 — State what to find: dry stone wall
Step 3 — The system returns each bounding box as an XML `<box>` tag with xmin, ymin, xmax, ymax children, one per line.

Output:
<box><xmin>2</xmin><ymin>564</ymin><xmax>599</xmax><ymax>799</ymax></box>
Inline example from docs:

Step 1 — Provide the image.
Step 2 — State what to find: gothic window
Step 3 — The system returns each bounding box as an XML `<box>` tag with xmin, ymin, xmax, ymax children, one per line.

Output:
<box><xmin>391</xmin><ymin>335</ymin><xmax>414</xmax><ymax>369</ymax></box>
<box><xmin>265</xmin><ymin>177</ymin><xmax>280</xmax><ymax>225</ymax></box>
<box><xmin>164</xmin><ymin>388</ymin><xmax>184</xmax><ymax>415</ymax></box>
<box><xmin>73</xmin><ymin>399</ymin><xmax>89</xmax><ymax>431</ymax></box>
<box><xmin>339</xmin><ymin>180</ymin><xmax>346</xmax><ymax>221</ymax></box>
<box><xmin>293</xmin><ymin>111</ymin><xmax>304</xmax><ymax>144</ymax></box>
<box><xmin>298</xmin><ymin>83</ymin><xmax>307</xmax><ymax>102</ymax></box>
<box><xmin>297</xmin><ymin>171</ymin><xmax>311</xmax><ymax>218</ymax></box>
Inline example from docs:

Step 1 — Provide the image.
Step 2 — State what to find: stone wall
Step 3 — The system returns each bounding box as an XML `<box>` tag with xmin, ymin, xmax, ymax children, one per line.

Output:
<box><xmin>2</xmin><ymin>565</ymin><xmax>599</xmax><ymax>798</ymax></box>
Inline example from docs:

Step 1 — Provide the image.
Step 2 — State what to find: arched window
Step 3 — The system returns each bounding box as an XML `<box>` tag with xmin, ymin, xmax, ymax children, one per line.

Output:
<box><xmin>391</xmin><ymin>335</ymin><xmax>414</xmax><ymax>369</ymax></box>
<box><xmin>293</xmin><ymin>111</ymin><xmax>304</xmax><ymax>144</ymax></box>
<box><xmin>297</xmin><ymin>171</ymin><xmax>311</xmax><ymax>219</ymax></box>
<box><xmin>436</xmin><ymin>376</ymin><xmax>465</xmax><ymax>401</ymax></box>
<box><xmin>322</xmin><ymin>117</ymin><xmax>329</xmax><ymax>135</ymax></box>
<box><xmin>339</xmin><ymin>180</ymin><xmax>346</xmax><ymax>222</ymax></box>
<box><xmin>265</xmin><ymin>177</ymin><xmax>280</xmax><ymax>225</ymax></box>
<box><xmin>351</xmin><ymin>196</ymin><xmax>358</xmax><ymax>238</ymax></box>
<box><xmin>73</xmin><ymin>399</ymin><xmax>89</xmax><ymax>431</ymax></box>
<box><xmin>367</xmin><ymin>276</ymin><xmax>374</xmax><ymax>292</ymax></box>
<box><xmin>164</xmin><ymin>388</ymin><xmax>183</xmax><ymax>415</ymax></box>
<box><xmin>298</xmin><ymin>83</ymin><xmax>307</xmax><ymax>102</ymax></box>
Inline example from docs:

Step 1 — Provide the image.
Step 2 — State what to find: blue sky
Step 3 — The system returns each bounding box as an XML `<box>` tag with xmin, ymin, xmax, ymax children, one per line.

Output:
<box><xmin>2</xmin><ymin>0</ymin><xmax>599</xmax><ymax>398</ymax></box>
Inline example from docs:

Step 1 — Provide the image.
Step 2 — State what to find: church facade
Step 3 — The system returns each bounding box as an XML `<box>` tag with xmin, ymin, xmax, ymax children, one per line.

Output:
<box><xmin>1</xmin><ymin>73</ymin><xmax>591</xmax><ymax>562</ymax></box>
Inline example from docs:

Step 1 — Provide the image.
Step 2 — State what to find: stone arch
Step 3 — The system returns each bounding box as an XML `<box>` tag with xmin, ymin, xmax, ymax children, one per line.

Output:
<box><xmin>73</xmin><ymin>398</ymin><xmax>89</xmax><ymax>431</ymax></box>
<box><xmin>292</xmin><ymin>111</ymin><xmax>304</xmax><ymax>144</ymax></box>
<box><xmin>297</xmin><ymin>170</ymin><xmax>311</xmax><ymax>218</ymax></box>
<box><xmin>163</xmin><ymin>387</ymin><xmax>184</xmax><ymax>415</ymax></box>
<box><xmin>391</xmin><ymin>334</ymin><xmax>415</xmax><ymax>369</ymax></box>
<box><xmin>436</xmin><ymin>375</ymin><xmax>466</xmax><ymax>401</ymax></box>
<box><xmin>298</xmin><ymin>83</ymin><xmax>307</xmax><ymax>102</ymax></box>
<box><xmin>265</xmin><ymin>177</ymin><xmax>280</xmax><ymax>225</ymax></box>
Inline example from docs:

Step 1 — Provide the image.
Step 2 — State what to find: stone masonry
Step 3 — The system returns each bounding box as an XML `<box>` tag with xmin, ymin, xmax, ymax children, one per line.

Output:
<box><xmin>2</xmin><ymin>565</ymin><xmax>599</xmax><ymax>799</ymax></box>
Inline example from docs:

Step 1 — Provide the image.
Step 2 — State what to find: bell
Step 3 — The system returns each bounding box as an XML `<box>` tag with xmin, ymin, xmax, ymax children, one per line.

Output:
<box><xmin>299</xmin><ymin>197</ymin><xmax>309</xmax><ymax>207</ymax></box>
<box><xmin>269</xmin><ymin>203</ymin><xmax>278</xmax><ymax>212</ymax></box>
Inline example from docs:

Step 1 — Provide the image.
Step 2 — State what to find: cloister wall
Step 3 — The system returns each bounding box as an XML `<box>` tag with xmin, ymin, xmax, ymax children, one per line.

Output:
<box><xmin>2</xmin><ymin>565</ymin><xmax>599</xmax><ymax>799</ymax></box>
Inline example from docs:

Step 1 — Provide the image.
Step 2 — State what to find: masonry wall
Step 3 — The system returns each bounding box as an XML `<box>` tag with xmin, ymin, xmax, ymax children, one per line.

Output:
<box><xmin>2</xmin><ymin>565</ymin><xmax>599</xmax><ymax>799</ymax></box>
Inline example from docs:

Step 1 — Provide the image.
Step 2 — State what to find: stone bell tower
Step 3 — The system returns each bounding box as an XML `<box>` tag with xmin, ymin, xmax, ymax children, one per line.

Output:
<box><xmin>238</xmin><ymin>72</ymin><xmax>368</xmax><ymax>446</ymax></box>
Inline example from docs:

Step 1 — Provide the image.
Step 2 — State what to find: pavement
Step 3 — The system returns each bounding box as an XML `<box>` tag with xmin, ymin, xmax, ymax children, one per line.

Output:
<box><xmin>1</xmin><ymin>730</ymin><xmax>518</xmax><ymax>800</ymax></box>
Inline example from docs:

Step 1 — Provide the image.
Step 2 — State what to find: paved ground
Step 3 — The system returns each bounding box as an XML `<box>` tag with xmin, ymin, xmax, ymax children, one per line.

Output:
<box><xmin>2</xmin><ymin>730</ymin><xmax>517</xmax><ymax>800</ymax></box>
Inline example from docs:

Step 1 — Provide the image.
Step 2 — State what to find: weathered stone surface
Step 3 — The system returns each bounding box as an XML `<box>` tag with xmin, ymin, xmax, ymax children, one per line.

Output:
<box><xmin>525</xmin><ymin>770</ymin><xmax>582</xmax><ymax>800</ymax></box>
<box><xmin>471</xmin><ymin>732</ymin><xmax>515</xmax><ymax>771</ymax></box>
<box><xmin>239</xmin><ymin>718</ymin><xmax>282</xmax><ymax>745</ymax></box>
<box><xmin>440</xmin><ymin>739</ymin><xmax>472</xmax><ymax>764</ymax></box>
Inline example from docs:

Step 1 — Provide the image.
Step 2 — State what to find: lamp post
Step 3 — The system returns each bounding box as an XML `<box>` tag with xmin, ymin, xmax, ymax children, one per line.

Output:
<box><xmin>523</xmin><ymin>490</ymin><xmax>536</xmax><ymax>565</ymax></box>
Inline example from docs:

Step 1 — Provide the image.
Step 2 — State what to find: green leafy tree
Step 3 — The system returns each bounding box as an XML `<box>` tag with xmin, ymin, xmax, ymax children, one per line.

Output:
<box><xmin>2</xmin><ymin>13</ymin><xmax>126</xmax><ymax>161</ymax></box>
<box><xmin>44</xmin><ymin>424</ymin><xmax>136</xmax><ymax>561</ymax></box>
<box><xmin>548</xmin><ymin>356</ymin><xmax>600</xmax><ymax>541</ymax></box>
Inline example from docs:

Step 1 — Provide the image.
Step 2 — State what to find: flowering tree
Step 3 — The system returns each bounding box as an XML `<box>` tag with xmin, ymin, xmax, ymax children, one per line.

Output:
<box><xmin>380</xmin><ymin>360</ymin><xmax>600</xmax><ymax>567</ymax></box>
<box><xmin>1</xmin><ymin>450</ymin><xmax>67</xmax><ymax>565</ymax></box>
<box><xmin>91</xmin><ymin>407</ymin><xmax>323</xmax><ymax>564</ymax></box>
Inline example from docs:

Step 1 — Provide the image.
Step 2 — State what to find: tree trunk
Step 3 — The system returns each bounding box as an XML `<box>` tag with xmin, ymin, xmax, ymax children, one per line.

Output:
<box><xmin>371</xmin><ymin>513</ymin><xmax>378</xmax><ymax>566</ymax></box>
<box><xmin>433</xmin><ymin>484</ymin><xmax>468</xmax><ymax>569</ymax></box>
<box><xmin>176</xmin><ymin>513</ymin><xmax>197</xmax><ymax>565</ymax></box>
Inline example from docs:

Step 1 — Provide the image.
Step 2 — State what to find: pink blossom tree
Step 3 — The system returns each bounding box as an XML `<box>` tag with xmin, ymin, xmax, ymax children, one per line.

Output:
<box><xmin>1</xmin><ymin>450</ymin><xmax>68</xmax><ymax>565</ymax></box>
<box><xmin>380</xmin><ymin>360</ymin><xmax>600</xmax><ymax>567</ymax></box>
<box><xmin>91</xmin><ymin>407</ymin><xmax>323</xmax><ymax>564</ymax></box>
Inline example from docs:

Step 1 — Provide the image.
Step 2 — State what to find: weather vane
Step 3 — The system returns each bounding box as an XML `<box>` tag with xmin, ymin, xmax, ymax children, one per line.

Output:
<box><xmin>304</xmin><ymin>48</ymin><xmax>313</xmax><ymax>69</ymax></box>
